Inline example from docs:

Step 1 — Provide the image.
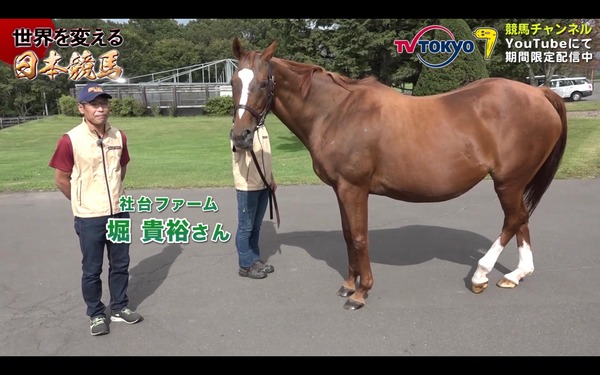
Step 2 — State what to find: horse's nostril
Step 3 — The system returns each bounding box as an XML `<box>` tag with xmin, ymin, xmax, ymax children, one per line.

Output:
<box><xmin>242</xmin><ymin>129</ymin><xmax>251</xmax><ymax>138</ymax></box>
<box><xmin>233</xmin><ymin>138</ymin><xmax>252</xmax><ymax>151</ymax></box>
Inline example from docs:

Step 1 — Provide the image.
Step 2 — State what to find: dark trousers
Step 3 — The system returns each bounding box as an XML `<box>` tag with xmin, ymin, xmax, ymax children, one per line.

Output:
<box><xmin>235</xmin><ymin>188</ymin><xmax>269</xmax><ymax>268</ymax></box>
<box><xmin>74</xmin><ymin>212</ymin><xmax>130</xmax><ymax>318</ymax></box>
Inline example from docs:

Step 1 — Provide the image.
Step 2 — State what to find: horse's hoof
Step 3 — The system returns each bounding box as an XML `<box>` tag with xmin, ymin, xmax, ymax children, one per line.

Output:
<box><xmin>496</xmin><ymin>277</ymin><xmax>518</xmax><ymax>289</ymax></box>
<box><xmin>471</xmin><ymin>281</ymin><xmax>488</xmax><ymax>294</ymax></box>
<box><xmin>343</xmin><ymin>299</ymin><xmax>364</xmax><ymax>310</ymax></box>
<box><xmin>337</xmin><ymin>286</ymin><xmax>355</xmax><ymax>297</ymax></box>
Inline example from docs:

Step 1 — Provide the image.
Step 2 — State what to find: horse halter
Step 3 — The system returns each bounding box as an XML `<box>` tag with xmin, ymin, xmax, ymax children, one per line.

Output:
<box><xmin>230</xmin><ymin>62</ymin><xmax>280</xmax><ymax>227</ymax></box>
<box><xmin>232</xmin><ymin>62</ymin><xmax>275</xmax><ymax>132</ymax></box>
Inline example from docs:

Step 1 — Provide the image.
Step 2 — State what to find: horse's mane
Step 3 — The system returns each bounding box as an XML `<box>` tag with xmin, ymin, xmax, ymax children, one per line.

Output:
<box><xmin>241</xmin><ymin>49</ymin><xmax>379</xmax><ymax>100</ymax></box>
<box><xmin>277</xmin><ymin>58</ymin><xmax>379</xmax><ymax>100</ymax></box>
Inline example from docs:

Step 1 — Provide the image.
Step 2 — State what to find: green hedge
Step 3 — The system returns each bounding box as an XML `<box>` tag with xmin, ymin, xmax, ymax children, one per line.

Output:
<box><xmin>59</xmin><ymin>94</ymin><xmax>235</xmax><ymax>117</ymax></box>
<box><xmin>204</xmin><ymin>96</ymin><xmax>234</xmax><ymax>116</ymax></box>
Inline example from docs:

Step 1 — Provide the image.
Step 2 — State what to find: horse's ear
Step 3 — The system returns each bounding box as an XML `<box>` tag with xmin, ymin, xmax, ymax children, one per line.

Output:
<box><xmin>261</xmin><ymin>40</ymin><xmax>277</xmax><ymax>61</ymax></box>
<box><xmin>232</xmin><ymin>37</ymin><xmax>244</xmax><ymax>59</ymax></box>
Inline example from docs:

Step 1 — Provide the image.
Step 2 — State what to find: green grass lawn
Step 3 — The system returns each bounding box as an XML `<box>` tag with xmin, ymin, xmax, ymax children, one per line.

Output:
<box><xmin>1</xmin><ymin>106</ymin><xmax>599</xmax><ymax>192</ymax></box>
<box><xmin>0</xmin><ymin>114</ymin><xmax>321</xmax><ymax>192</ymax></box>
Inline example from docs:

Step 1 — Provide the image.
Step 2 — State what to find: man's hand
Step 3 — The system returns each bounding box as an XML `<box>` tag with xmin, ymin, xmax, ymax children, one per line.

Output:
<box><xmin>54</xmin><ymin>168</ymin><xmax>72</xmax><ymax>200</ymax></box>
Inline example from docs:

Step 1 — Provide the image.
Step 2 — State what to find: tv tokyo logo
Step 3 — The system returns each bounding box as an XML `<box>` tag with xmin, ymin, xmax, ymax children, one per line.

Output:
<box><xmin>394</xmin><ymin>25</ymin><xmax>497</xmax><ymax>68</ymax></box>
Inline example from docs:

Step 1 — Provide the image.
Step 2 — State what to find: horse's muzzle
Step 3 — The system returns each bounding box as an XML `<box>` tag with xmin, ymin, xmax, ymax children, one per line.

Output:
<box><xmin>230</xmin><ymin>128</ymin><xmax>254</xmax><ymax>151</ymax></box>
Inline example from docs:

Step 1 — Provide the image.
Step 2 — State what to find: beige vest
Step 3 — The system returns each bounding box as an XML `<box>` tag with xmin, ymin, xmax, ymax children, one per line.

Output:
<box><xmin>67</xmin><ymin>121</ymin><xmax>126</xmax><ymax>218</ymax></box>
<box><xmin>232</xmin><ymin>125</ymin><xmax>273</xmax><ymax>191</ymax></box>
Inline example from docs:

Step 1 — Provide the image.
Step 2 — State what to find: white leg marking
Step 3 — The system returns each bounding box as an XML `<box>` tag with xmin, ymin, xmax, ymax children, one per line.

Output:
<box><xmin>472</xmin><ymin>237</ymin><xmax>504</xmax><ymax>285</ymax></box>
<box><xmin>237</xmin><ymin>68</ymin><xmax>254</xmax><ymax>119</ymax></box>
<box><xmin>503</xmin><ymin>240</ymin><xmax>534</xmax><ymax>285</ymax></box>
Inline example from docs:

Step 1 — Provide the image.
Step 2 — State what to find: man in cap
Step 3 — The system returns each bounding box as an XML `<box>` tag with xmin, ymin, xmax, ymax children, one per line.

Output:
<box><xmin>49</xmin><ymin>82</ymin><xmax>143</xmax><ymax>336</ymax></box>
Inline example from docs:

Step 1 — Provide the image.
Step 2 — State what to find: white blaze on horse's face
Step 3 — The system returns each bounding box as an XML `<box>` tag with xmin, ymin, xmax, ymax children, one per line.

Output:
<box><xmin>237</xmin><ymin>68</ymin><xmax>254</xmax><ymax>119</ymax></box>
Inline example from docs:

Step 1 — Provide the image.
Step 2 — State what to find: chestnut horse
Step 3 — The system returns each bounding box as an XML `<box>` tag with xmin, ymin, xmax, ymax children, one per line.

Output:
<box><xmin>229</xmin><ymin>37</ymin><xmax>567</xmax><ymax>310</ymax></box>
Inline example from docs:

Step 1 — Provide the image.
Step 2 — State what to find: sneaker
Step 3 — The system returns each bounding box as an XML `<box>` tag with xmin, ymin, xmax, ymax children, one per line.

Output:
<box><xmin>110</xmin><ymin>307</ymin><xmax>143</xmax><ymax>324</ymax></box>
<box><xmin>90</xmin><ymin>316</ymin><xmax>109</xmax><ymax>336</ymax></box>
<box><xmin>255</xmin><ymin>260</ymin><xmax>274</xmax><ymax>273</ymax></box>
<box><xmin>239</xmin><ymin>262</ymin><xmax>268</xmax><ymax>279</ymax></box>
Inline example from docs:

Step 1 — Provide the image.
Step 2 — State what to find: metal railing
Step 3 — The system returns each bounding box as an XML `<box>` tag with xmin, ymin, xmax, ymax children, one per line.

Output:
<box><xmin>73</xmin><ymin>82</ymin><xmax>232</xmax><ymax>115</ymax></box>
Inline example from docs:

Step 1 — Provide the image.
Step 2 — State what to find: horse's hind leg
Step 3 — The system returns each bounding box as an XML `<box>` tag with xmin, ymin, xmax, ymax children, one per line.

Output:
<box><xmin>497</xmin><ymin>221</ymin><xmax>534</xmax><ymax>288</ymax></box>
<box><xmin>471</xmin><ymin>183</ymin><xmax>533</xmax><ymax>293</ymax></box>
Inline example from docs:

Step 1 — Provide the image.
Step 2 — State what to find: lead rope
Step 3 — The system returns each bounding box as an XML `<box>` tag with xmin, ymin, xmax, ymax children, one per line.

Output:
<box><xmin>250</xmin><ymin>149</ymin><xmax>280</xmax><ymax>228</ymax></box>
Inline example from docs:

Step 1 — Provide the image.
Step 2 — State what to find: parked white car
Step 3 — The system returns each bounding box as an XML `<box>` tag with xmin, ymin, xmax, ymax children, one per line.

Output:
<box><xmin>546</xmin><ymin>77</ymin><xmax>594</xmax><ymax>101</ymax></box>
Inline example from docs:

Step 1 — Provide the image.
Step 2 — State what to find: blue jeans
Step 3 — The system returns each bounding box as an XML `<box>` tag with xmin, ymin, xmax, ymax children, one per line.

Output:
<box><xmin>74</xmin><ymin>212</ymin><xmax>131</xmax><ymax>318</ymax></box>
<box><xmin>235</xmin><ymin>188</ymin><xmax>270</xmax><ymax>268</ymax></box>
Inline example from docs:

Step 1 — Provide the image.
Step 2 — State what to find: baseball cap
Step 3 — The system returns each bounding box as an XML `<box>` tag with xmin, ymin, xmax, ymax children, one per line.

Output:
<box><xmin>78</xmin><ymin>82</ymin><xmax>112</xmax><ymax>103</ymax></box>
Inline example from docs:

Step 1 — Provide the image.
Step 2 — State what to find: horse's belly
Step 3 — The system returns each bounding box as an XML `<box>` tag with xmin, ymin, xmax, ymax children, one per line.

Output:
<box><xmin>370</xmin><ymin>167</ymin><xmax>488</xmax><ymax>203</ymax></box>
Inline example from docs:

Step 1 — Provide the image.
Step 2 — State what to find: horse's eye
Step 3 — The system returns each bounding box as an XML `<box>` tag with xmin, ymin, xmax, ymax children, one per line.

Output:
<box><xmin>259</xmin><ymin>81</ymin><xmax>268</xmax><ymax>89</ymax></box>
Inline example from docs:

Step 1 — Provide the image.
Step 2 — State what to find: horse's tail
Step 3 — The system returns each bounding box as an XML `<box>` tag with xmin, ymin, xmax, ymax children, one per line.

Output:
<box><xmin>523</xmin><ymin>87</ymin><xmax>568</xmax><ymax>216</ymax></box>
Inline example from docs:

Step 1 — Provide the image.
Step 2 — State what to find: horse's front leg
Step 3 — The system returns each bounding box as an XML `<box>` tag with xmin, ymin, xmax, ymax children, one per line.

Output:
<box><xmin>333</xmin><ymin>184</ymin><xmax>372</xmax><ymax>310</ymax></box>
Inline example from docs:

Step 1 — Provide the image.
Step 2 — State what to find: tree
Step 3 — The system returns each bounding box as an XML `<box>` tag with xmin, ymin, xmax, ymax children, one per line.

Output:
<box><xmin>311</xmin><ymin>19</ymin><xmax>434</xmax><ymax>87</ymax></box>
<box><xmin>412</xmin><ymin>19</ymin><xmax>489</xmax><ymax>96</ymax></box>
<box><xmin>127</xmin><ymin>19</ymin><xmax>183</xmax><ymax>43</ymax></box>
<box><xmin>562</xmin><ymin>18</ymin><xmax>600</xmax><ymax>80</ymax></box>
<box><xmin>114</xmin><ymin>27</ymin><xmax>151</xmax><ymax>78</ymax></box>
<box><xmin>0</xmin><ymin>64</ymin><xmax>17</xmax><ymax>116</ymax></box>
<box><xmin>266</xmin><ymin>19</ymin><xmax>321</xmax><ymax>63</ymax></box>
<box><xmin>1</xmin><ymin>62</ymin><xmax>66</xmax><ymax>116</ymax></box>
<box><xmin>144</xmin><ymin>39</ymin><xmax>203</xmax><ymax>74</ymax></box>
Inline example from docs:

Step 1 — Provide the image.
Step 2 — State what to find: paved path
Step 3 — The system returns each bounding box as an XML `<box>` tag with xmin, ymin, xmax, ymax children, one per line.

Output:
<box><xmin>1</xmin><ymin>180</ymin><xmax>599</xmax><ymax>356</ymax></box>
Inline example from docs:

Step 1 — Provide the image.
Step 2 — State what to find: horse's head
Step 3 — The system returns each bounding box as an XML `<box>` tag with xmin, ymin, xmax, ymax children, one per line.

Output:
<box><xmin>230</xmin><ymin>37</ymin><xmax>277</xmax><ymax>151</ymax></box>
